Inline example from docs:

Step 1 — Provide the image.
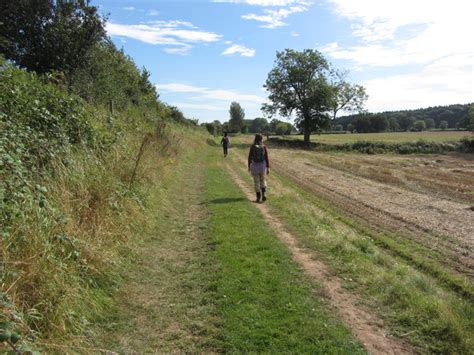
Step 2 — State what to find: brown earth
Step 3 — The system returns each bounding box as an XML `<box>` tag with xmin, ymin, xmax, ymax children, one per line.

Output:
<box><xmin>289</xmin><ymin>150</ymin><xmax>474</xmax><ymax>204</ymax></box>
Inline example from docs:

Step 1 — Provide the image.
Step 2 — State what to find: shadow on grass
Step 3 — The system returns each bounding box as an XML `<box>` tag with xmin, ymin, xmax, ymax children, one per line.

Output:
<box><xmin>207</xmin><ymin>197</ymin><xmax>247</xmax><ymax>204</ymax></box>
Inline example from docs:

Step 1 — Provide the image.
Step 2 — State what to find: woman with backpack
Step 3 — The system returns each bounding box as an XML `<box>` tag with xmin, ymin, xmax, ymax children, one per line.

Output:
<box><xmin>248</xmin><ymin>134</ymin><xmax>270</xmax><ymax>203</ymax></box>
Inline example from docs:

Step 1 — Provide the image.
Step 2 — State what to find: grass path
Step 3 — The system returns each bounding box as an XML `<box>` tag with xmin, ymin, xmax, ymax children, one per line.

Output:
<box><xmin>224</xmin><ymin>163</ymin><xmax>411</xmax><ymax>354</ymax></box>
<box><xmin>92</xmin><ymin>137</ymin><xmax>474</xmax><ymax>354</ymax></box>
<box><xmin>204</xmin><ymin>156</ymin><xmax>364</xmax><ymax>353</ymax></box>
<box><xmin>94</xmin><ymin>141</ymin><xmax>368</xmax><ymax>353</ymax></box>
<box><xmin>226</xmin><ymin>139</ymin><xmax>474</xmax><ymax>353</ymax></box>
<box><xmin>94</xmin><ymin>146</ymin><xmax>221</xmax><ymax>352</ymax></box>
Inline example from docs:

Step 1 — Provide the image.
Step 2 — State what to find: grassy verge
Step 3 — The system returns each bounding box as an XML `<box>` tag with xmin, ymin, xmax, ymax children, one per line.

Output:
<box><xmin>1</xmin><ymin>120</ymin><xmax>207</xmax><ymax>352</ymax></box>
<box><xmin>90</xmin><ymin>131</ymin><xmax>221</xmax><ymax>353</ymax></box>
<box><xmin>204</xmin><ymin>155</ymin><xmax>365</xmax><ymax>353</ymax></box>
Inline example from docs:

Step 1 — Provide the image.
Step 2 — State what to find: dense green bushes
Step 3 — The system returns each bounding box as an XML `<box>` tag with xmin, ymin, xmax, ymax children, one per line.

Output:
<box><xmin>1</xmin><ymin>63</ymin><xmax>94</xmax><ymax>232</ymax></box>
<box><xmin>69</xmin><ymin>41</ymin><xmax>160</xmax><ymax>111</ymax></box>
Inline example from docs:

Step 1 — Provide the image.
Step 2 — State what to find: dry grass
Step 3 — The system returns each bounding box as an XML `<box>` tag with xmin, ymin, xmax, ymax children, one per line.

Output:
<box><xmin>1</xmin><ymin>121</ymin><xmax>193</xmax><ymax>351</ymax></box>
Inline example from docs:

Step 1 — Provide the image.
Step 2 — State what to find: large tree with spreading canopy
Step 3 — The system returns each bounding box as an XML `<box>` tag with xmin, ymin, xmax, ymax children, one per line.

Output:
<box><xmin>263</xmin><ymin>49</ymin><xmax>367</xmax><ymax>144</ymax></box>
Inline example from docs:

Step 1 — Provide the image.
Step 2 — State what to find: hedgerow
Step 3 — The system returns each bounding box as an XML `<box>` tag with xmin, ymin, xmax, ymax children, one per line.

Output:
<box><xmin>268</xmin><ymin>137</ymin><xmax>474</xmax><ymax>154</ymax></box>
<box><xmin>0</xmin><ymin>56</ymin><xmax>192</xmax><ymax>351</ymax></box>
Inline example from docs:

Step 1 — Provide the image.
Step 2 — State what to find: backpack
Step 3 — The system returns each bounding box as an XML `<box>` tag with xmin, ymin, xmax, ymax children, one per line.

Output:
<box><xmin>252</xmin><ymin>144</ymin><xmax>265</xmax><ymax>163</ymax></box>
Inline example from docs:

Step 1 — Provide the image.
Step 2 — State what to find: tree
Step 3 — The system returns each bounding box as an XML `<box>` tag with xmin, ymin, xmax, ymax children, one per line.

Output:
<box><xmin>275</xmin><ymin>122</ymin><xmax>292</xmax><ymax>135</ymax></box>
<box><xmin>370</xmin><ymin>116</ymin><xmax>388</xmax><ymax>132</ymax></box>
<box><xmin>424</xmin><ymin>118</ymin><xmax>435</xmax><ymax>130</ymax></box>
<box><xmin>213</xmin><ymin>120</ymin><xmax>223</xmax><ymax>136</ymax></box>
<box><xmin>398</xmin><ymin>116</ymin><xmax>413</xmax><ymax>131</ymax></box>
<box><xmin>439</xmin><ymin>120</ymin><xmax>449</xmax><ymax>130</ymax></box>
<box><xmin>70</xmin><ymin>41</ymin><xmax>158</xmax><ymax>109</ymax></box>
<box><xmin>352</xmin><ymin>114</ymin><xmax>372</xmax><ymax>133</ymax></box>
<box><xmin>228</xmin><ymin>102</ymin><xmax>245</xmax><ymax>133</ymax></box>
<box><xmin>0</xmin><ymin>0</ymin><xmax>105</xmax><ymax>76</ymax></box>
<box><xmin>414</xmin><ymin>120</ymin><xmax>426</xmax><ymax>131</ymax></box>
<box><xmin>387</xmin><ymin>117</ymin><xmax>399</xmax><ymax>131</ymax></box>
<box><xmin>251</xmin><ymin>117</ymin><xmax>269</xmax><ymax>133</ymax></box>
<box><xmin>263</xmin><ymin>49</ymin><xmax>333</xmax><ymax>144</ymax></box>
<box><xmin>204</xmin><ymin>123</ymin><xmax>215</xmax><ymax>135</ymax></box>
<box><xmin>329</xmin><ymin>70</ymin><xmax>368</xmax><ymax>120</ymax></box>
<box><xmin>467</xmin><ymin>104</ymin><xmax>474</xmax><ymax>132</ymax></box>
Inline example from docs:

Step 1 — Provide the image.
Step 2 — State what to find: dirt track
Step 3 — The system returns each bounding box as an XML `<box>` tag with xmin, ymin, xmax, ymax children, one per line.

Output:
<box><xmin>270</xmin><ymin>148</ymin><xmax>474</xmax><ymax>273</ymax></box>
<box><xmin>226</xmin><ymin>164</ymin><xmax>413</xmax><ymax>355</ymax></box>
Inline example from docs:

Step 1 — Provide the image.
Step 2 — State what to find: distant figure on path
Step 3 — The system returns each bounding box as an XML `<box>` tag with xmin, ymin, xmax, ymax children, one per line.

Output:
<box><xmin>248</xmin><ymin>134</ymin><xmax>270</xmax><ymax>203</ymax></box>
<box><xmin>221</xmin><ymin>132</ymin><xmax>230</xmax><ymax>157</ymax></box>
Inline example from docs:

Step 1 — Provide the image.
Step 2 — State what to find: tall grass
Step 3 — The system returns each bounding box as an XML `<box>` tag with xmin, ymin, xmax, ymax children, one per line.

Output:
<box><xmin>1</xmin><ymin>119</ymin><xmax>186</xmax><ymax>350</ymax></box>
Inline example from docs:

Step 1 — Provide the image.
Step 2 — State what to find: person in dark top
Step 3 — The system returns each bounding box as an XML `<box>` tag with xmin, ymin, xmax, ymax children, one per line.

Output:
<box><xmin>221</xmin><ymin>132</ymin><xmax>230</xmax><ymax>157</ymax></box>
<box><xmin>248</xmin><ymin>134</ymin><xmax>270</xmax><ymax>203</ymax></box>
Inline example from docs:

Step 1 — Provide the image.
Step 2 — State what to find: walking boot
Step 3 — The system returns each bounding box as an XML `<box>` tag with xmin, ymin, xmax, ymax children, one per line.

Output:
<box><xmin>261</xmin><ymin>187</ymin><xmax>267</xmax><ymax>202</ymax></box>
<box><xmin>256</xmin><ymin>192</ymin><xmax>261</xmax><ymax>203</ymax></box>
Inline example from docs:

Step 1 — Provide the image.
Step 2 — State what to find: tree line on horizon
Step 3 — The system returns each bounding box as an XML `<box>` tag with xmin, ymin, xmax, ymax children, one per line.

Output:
<box><xmin>202</xmin><ymin>101</ymin><xmax>295</xmax><ymax>136</ymax></box>
<box><xmin>334</xmin><ymin>103</ymin><xmax>474</xmax><ymax>133</ymax></box>
<box><xmin>203</xmin><ymin>102</ymin><xmax>473</xmax><ymax>137</ymax></box>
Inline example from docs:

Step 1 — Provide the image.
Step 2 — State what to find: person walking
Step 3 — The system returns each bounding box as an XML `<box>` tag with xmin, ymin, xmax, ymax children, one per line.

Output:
<box><xmin>248</xmin><ymin>134</ymin><xmax>270</xmax><ymax>203</ymax></box>
<box><xmin>221</xmin><ymin>132</ymin><xmax>230</xmax><ymax>157</ymax></box>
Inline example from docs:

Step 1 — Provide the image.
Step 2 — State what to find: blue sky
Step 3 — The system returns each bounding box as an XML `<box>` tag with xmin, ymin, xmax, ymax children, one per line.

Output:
<box><xmin>95</xmin><ymin>0</ymin><xmax>473</xmax><ymax>123</ymax></box>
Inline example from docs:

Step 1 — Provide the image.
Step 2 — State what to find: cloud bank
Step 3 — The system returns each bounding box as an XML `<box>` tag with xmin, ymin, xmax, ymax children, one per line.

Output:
<box><xmin>106</xmin><ymin>21</ymin><xmax>222</xmax><ymax>54</ymax></box>
<box><xmin>322</xmin><ymin>0</ymin><xmax>473</xmax><ymax>111</ymax></box>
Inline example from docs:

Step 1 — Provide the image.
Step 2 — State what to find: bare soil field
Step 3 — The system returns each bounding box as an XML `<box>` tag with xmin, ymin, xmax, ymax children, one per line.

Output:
<box><xmin>269</xmin><ymin>147</ymin><xmax>474</xmax><ymax>275</ymax></box>
<box><xmin>289</xmin><ymin>150</ymin><xmax>474</xmax><ymax>204</ymax></box>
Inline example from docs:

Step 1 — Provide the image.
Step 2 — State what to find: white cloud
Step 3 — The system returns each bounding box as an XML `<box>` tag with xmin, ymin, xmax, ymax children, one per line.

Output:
<box><xmin>222</xmin><ymin>44</ymin><xmax>256</xmax><ymax>57</ymax></box>
<box><xmin>364</xmin><ymin>54</ymin><xmax>474</xmax><ymax>111</ymax></box>
<box><xmin>216</xmin><ymin>0</ymin><xmax>312</xmax><ymax>28</ymax></box>
<box><xmin>123</xmin><ymin>6</ymin><xmax>135</xmax><ymax>11</ymax></box>
<box><xmin>145</xmin><ymin>20</ymin><xmax>198</xmax><ymax>29</ymax></box>
<box><xmin>156</xmin><ymin>83</ymin><xmax>265</xmax><ymax>104</ymax></box>
<box><xmin>321</xmin><ymin>0</ymin><xmax>473</xmax><ymax>109</ymax></box>
<box><xmin>106</xmin><ymin>22</ymin><xmax>222</xmax><ymax>54</ymax></box>
<box><xmin>323</xmin><ymin>0</ymin><xmax>473</xmax><ymax>66</ymax></box>
<box><xmin>148</xmin><ymin>10</ymin><xmax>159</xmax><ymax>16</ymax></box>
<box><xmin>163</xmin><ymin>45</ymin><xmax>193</xmax><ymax>55</ymax></box>
<box><xmin>242</xmin><ymin>4</ymin><xmax>308</xmax><ymax>28</ymax></box>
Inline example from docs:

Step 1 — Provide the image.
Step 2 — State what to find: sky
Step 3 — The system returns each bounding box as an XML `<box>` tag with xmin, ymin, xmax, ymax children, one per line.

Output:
<box><xmin>95</xmin><ymin>0</ymin><xmax>473</xmax><ymax>123</ymax></box>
